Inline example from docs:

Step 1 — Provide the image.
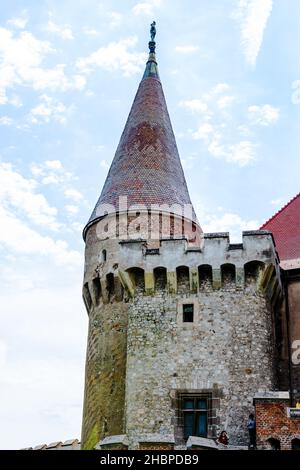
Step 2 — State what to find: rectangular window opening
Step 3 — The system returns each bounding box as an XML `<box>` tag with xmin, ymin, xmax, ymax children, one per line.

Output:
<box><xmin>182</xmin><ymin>396</ymin><xmax>208</xmax><ymax>439</ymax></box>
<box><xmin>183</xmin><ymin>304</ymin><xmax>194</xmax><ymax>323</ymax></box>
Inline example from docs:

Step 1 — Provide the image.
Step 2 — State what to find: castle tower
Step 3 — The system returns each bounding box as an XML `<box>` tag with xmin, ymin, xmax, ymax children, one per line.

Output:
<box><xmin>81</xmin><ymin>26</ymin><xmax>284</xmax><ymax>450</ymax></box>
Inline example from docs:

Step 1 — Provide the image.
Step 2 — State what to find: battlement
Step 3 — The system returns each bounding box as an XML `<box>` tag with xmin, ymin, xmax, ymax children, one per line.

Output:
<box><xmin>118</xmin><ymin>230</ymin><xmax>277</xmax><ymax>269</ymax></box>
<box><xmin>82</xmin><ymin>230</ymin><xmax>282</xmax><ymax>311</ymax></box>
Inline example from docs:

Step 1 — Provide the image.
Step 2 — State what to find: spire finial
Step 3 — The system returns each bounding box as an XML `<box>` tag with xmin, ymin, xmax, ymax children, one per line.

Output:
<box><xmin>150</xmin><ymin>21</ymin><xmax>156</xmax><ymax>41</ymax></box>
<box><xmin>149</xmin><ymin>21</ymin><xmax>156</xmax><ymax>53</ymax></box>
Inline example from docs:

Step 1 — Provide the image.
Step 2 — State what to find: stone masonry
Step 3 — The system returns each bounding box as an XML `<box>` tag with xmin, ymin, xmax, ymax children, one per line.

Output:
<box><xmin>81</xmin><ymin>228</ymin><xmax>283</xmax><ymax>448</ymax></box>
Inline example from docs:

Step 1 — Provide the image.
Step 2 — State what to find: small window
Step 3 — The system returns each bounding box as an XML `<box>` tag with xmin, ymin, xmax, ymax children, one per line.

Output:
<box><xmin>102</xmin><ymin>249</ymin><xmax>107</xmax><ymax>262</ymax></box>
<box><xmin>183</xmin><ymin>304</ymin><xmax>194</xmax><ymax>323</ymax></box>
<box><xmin>182</xmin><ymin>397</ymin><xmax>208</xmax><ymax>439</ymax></box>
<box><xmin>292</xmin><ymin>438</ymin><xmax>300</xmax><ymax>450</ymax></box>
<box><xmin>267</xmin><ymin>438</ymin><xmax>281</xmax><ymax>450</ymax></box>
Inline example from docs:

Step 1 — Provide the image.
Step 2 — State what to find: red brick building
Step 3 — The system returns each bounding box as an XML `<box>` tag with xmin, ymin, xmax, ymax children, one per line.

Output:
<box><xmin>256</xmin><ymin>196</ymin><xmax>300</xmax><ymax>449</ymax></box>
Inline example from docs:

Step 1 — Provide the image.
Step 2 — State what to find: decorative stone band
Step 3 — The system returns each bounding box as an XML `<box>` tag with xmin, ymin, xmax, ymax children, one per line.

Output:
<box><xmin>253</xmin><ymin>391</ymin><xmax>290</xmax><ymax>403</ymax></box>
<box><xmin>89</xmin><ymin>209</ymin><xmax>203</xmax><ymax>248</ymax></box>
<box><xmin>281</xmin><ymin>258</ymin><xmax>300</xmax><ymax>270</ymax></box>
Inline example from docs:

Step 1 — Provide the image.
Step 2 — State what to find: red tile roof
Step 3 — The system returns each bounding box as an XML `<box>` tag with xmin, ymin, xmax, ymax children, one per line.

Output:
<box><xmin>260</xmin><ymin>193</ymin><xmax>300</xmax><ymax>263</ymax></box>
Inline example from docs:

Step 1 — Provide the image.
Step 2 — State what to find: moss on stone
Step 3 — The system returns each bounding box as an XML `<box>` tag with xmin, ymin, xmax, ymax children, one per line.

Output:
<box><xmin>83</xmin><ymin>423</ymin><xmax>100</xmax><ymax>450</ymax></box>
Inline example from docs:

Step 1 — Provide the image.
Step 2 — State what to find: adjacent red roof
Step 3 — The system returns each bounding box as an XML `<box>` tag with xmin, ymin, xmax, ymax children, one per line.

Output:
<box><xmin>84</xmin><ymin>47</ymin><xmax>197</xmax><ymax>239</ymax></box>
<box><xmin>260</xmin><ymin>193</ymin><xmax>300</xmax><ymax>264</ymax></box>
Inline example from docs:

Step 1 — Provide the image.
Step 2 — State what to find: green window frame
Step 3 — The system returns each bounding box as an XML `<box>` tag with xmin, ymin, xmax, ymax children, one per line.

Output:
<box><xmin>182</xmin><ymin>396</ymin><xmax>208</xmax><ymax>439</ymax></box>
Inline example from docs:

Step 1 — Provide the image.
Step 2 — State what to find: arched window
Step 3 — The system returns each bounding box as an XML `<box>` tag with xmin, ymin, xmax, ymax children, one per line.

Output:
<box><xmin>154</xmin><ymin>267</ymin><xmax>167</xmax><ymax>291</ymax></box>
<box><xmin>102</xmin><ymin>249</ymin><xmax>107</xmax><ymax>263</ymax></box>
<box><xmin>266</xmin><ymin>437</ymin><xmax>281</xmax><ymax>450</ymax></box>
<box><xmin>198</xmin><ymin>265</ymin><xmax>213</xmax><ymax>290</ymax></box>
<box><xmin>126</xmin><ymin>267</ymin><xmax>145</xmax><ymax>293</ymax></box>
<box><xmin>244</xmin><ymin>261</ymin><xmax>265</xmax><ymax>285</ymax></box>
<box><xmin>176</xmin><ymin>266</ymin><xmax>190</xmax><ymax>294</ymax></box>
<box><xmin>221</xmin><ymin>263</ymin><xmax>236</xmax><ymax>286</ymax></box>
<box><xmin>292</xmin><ymin>438</ymin><xmax>300</xmax><ymax>450</ymax></box>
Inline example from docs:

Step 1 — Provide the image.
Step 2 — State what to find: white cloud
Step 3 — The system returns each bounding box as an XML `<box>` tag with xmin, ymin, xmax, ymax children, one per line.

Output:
<box><xmin>65</xmin><ymin>204</ymin><xmax>79</xmax><ymax>215</ymax></box>
<box><xmin>237</xmin><ymin>124</ymin><xmax>252</xmax><ymax>136</ymax></box>
<box><xmin>85</xmin><ymin>90</ymin><xmax>95</xmax><ymax>97</ymax></box>
<box><xmin>175</xmin><ymin>45</ymin><xmax>199</xmax><ymax>54</ymax></box>
<box><xmin>179</xmin><ymin>99</ymin><xmax>209</xmax><ymax>113</ymax></box>
<box><xmin>270</xmin><ymin>197</ymin><xmax>284</xmax><ymax>206</ymax></box>
<box><xmin>208</xmin><ymin>139</ymin><xmax>256</xmax><ymax>166</ymax></box>
<box><xmin>82</xmin><ymin>27</ymin><xmax>99</xmax><ymax>37</ymax></box>
<box><xmin>29</xmin><ymin>95</ymin><xmax>69</xmax><ymax>125</ymax></box>
<box><xmin>213</xmin><ymin>83</ymin><xmax>230</xmax><ymax>94</ymax></box>
<box><xmin>41</xmin><ymin>175</ymin><xmax>62</xmax><ymax>185</ymax></box>
<box><xmin>0</xmin><ymin>162</ymin><xmax>60</xmax><ymax>230</ymax></box>
<box><xmin>133</xmin><ymin>3</ymin><xmax>153</xmax><ymax>16</ymax></box>
<box><xmin>132</xmin><ymin>0</ymin><xmax>162</xmax><ymax>16</ymax></box>
<box><xmin>181</xmin><ymin>154</ymin><xmax>197</xmax><ymax>170</ymax></box>
<box><xmin>9</xmin><ymin>94</ymin><xmax>22</xmax><ymax>107</ymax></box>
<box><xmin>180</xmin><ymin>84</ymin><xmax>231</xmax><ymax>114</ymax></box>
<box><xmin>192</xmin><ymin>123</ymin><xmax>214</xmax><ymax>140</ymax></box>
<box><xmin>107</xmin><ymin>11</ymin><xmax>122</xmax><ymax>28</ymax></box>
<box><xmin>45</xmin><ymin>160</ymin><xmax>63</xmax><ymax>170</ymax></box>
<box><xmin>181</xmin><ymin>83</ymin><xmax>260</xmax><ymax>166</ymax></box>
<box><xmin>248</xmin><ymin>104</ymin><xmax>279</xmax><ymax>126</ymax></box>
<box><xmin>228</xmin><ymin>140</ymin><xmax>256</xmax><ymax>165</ymax></box>
<box><xmin>94</xmin><ymin>145</ymin><xmax>105</xmax><ymax>152</ymax></box>
<box><xmin>64</xmin><ymin>188</ymin><xmax>83</xmax><ymax>202</ymax></box>
<box><xmin>7</xmin><ymin>15</ymin><xmax>28</xmax><ymax>30</ymax></box>
<box><xmin>0</xmin><ymin>116</ymin><xmax>13</xmax><ymax>126</ymax></box>
<box><xmin>217</xmin><ymin>95</ymin><xmax>235</xmax><ymax>109</ymax></box>
<box><xmin>71</xmin><ymin>221</ymin><xmax>84</xmax><ymax>233</ymax></box>
<box><xmin>47</xmin><ymin>21</ymin><xmax>74</xmax><ymax>40</ymax></box>
<box><xmin>200</xmin><ymin>210</ymin><xmax>258</xmax><ymax>242</ymax></box>
<box><xmin>0</xmin><ymin>27</ymin><xmax>86</xmax><ymax>103</ymax></box>
<box><xmin>195</xmin><ymin>202</ymin><xmax>259</xmax><ymax>242</ymax></box>
<box><xmin>233</xmin><ymin>0</ymin><xmax>273</xmax><ymax>66</ymax></box>
<box><xmin>0</xmin><ymin>281</ymin><xmax>86</xmax><ymax>449</ymax></box>
<box><xmin>0</xmin><ymin>266</ymin><xmax>35</xmax><ymax>292</ymax></box>
<box><xmin>30</xmin><ymin>159</ymin><xmax>74</xmax><ymax>186</ymax></box>
<box><xmin>76</xmin><ymin>37</ymin><xmax>146</xmax><ymax>77</ymax></box>
<box><xmin>0</xmin><ymin>205</ymin><xmax>80</xmax><ymax>266</ymax></box>
<box><xmin>100</xmin><ymin>159</ymin><xmax>110</xmax><ymax>169</ymax></box>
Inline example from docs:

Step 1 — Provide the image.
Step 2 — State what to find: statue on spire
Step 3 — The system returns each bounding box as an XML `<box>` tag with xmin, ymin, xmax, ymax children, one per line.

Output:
<box><xmin>150</xmin><ymin>21</ymin><xmax>156</xmax><ymax>41</ymax></box>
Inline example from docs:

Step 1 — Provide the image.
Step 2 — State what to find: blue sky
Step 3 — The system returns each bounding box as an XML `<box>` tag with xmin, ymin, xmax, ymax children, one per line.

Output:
<box><xmin>0</xmin><ymin>0</ymin><xmax>299</xmax><ymax>449</ymax></box>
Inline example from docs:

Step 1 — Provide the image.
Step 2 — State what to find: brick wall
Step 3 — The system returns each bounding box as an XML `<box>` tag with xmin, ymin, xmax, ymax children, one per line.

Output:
<box><xmin>255</xmin><ymin>397</ymin><xmax>300</xmax><ymax>450</ymax></box>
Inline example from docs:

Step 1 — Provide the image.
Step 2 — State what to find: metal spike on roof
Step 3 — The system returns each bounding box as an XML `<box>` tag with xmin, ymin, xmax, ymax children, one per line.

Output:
<box><xmin>84</xmin><ymin>22</ymin><xmax>198</xmax><ymax>239</ymax></box>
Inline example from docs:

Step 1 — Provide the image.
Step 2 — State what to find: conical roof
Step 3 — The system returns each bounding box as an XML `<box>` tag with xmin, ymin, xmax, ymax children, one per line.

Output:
<box><xmin>83</xmin><ymin>34</ymin><xmax>198</xmax><ymax>240</ymax></box>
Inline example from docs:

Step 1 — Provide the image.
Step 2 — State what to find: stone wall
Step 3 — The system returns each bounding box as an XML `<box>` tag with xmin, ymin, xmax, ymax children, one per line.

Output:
<box><xmin>81</xmin><ymin>227</ymin><xmax>128</xmax><ymax>450</ymax></box>
<box><xmin>81</xmin><ymin>228</ymin><xmax>284</xmax><ymax>449</ymax></box>
<box><xmin>125</xmin><ymin>277</ymin><xmax>276</xmax><ymax>446</ymax></box>
<box><xmin>81</xmin><ymin>301</ymin><xmax>128</xmax><ymax>450</ymax></box>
